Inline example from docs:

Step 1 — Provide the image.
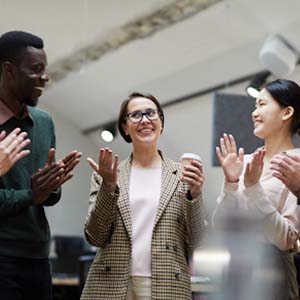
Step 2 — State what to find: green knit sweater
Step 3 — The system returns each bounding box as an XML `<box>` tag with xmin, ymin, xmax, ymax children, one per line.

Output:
<box><xmin>0</xmin><ymin>106</ymin><xmax>61</xmax><ymax>259</ymax></box>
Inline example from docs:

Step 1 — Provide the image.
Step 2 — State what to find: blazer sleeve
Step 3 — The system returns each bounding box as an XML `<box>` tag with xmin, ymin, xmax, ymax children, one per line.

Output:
<box><xmin>185</xmin><ymin>190</ymin><xmax>206</xmax><ymax>253</ymax></box>
<box><xmin>84</xmin><ymin>171</ymin><xmax>120</xmax><ymax>248</ymax></box>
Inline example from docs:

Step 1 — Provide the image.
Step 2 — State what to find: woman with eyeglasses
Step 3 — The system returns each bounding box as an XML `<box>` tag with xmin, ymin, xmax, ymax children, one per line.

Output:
<box><xmin>81</xmin><ymin>92</ymin><xmax>205</xmax><ymax>300</ymax></box>
<box><xmin>213</xmin><ymin>79</ymin><xmax>300</xmax><ymax>300</ymax></box>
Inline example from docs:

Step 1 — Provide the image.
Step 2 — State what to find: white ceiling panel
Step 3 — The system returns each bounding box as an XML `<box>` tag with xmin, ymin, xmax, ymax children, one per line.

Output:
<box><xmin>2</xmin><ymin>0</ymin><xmax>300</xmax><ymax>134</ymax></box>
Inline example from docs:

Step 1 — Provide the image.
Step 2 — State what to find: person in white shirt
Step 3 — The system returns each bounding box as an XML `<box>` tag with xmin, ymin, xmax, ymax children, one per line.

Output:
<box><xmin>82</xmin><ymin>92</ymin><xmax>205</xmax><ymax>300</ymax></box>
<box><xmin>0</xmin><ymin>127</ymin><xmax>30</xmax><ymax>176</ymax></box>
<box><xmin>213</xmin><ymin>79</ymin><xmax>300</xmax><ymax>300</ymax></box>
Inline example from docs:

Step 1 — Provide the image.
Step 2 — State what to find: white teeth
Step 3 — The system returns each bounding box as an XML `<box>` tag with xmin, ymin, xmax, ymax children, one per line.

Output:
<box><xmin>140</xmin><ymin>128</ymin><xmax>152</xmax><ymax>132</ymax></box>
<box><xmin>34</xmin><ymin>87</ymin><xmax>44</xmax><ymax>92</ymax></box>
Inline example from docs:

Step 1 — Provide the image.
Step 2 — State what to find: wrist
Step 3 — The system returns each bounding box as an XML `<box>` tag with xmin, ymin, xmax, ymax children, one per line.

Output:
<box><xmin>244</xmin><ymin>180</ymin><xmax>258</xmax><ymax>188</ymax></box>
<box><xmin>32</xmin><ymin>193</ymin><xmax>49</xmax><ymax>205</ymax></box>
<box><xmin>186</xmin><ymin>190</ymin><xmax>193</xmax><ymax>201</ymax></box>
<box><xmin>186</xmin><ymin>189</ymin><xmax>201</xmax><ymax>201</ymax></box>
<box><xmin>102</xmin><ymin>181</ymin><xmax>116</xmax><ymax>193</ymax></box>
<box><xmin>225</xmin><ymin>177</ymin><xmax>239</xmax><ymax>183</ymax></box>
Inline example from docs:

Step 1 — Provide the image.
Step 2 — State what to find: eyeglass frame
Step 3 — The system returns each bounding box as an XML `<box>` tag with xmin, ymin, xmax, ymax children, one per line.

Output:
<box><xmin>124</xmin><ymin>108</ymin><xmax>162</xmax><ymax>123</ymax></box>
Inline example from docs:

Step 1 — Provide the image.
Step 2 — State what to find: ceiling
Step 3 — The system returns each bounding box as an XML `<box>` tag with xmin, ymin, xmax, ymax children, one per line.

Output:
<box><xmin>1</xmin><ymin>0</ymin><xmax>300</xmax><ymax>139</ymax></box>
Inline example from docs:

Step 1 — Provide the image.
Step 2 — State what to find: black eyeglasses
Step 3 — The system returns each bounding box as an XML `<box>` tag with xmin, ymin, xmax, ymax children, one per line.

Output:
<box><xmin>125</xmin><ymin>109</ymin><xmax>160</xmax><ymax>123</ymax></box>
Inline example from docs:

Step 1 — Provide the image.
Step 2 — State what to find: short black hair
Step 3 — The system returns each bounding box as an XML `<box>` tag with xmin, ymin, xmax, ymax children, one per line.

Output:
<box><xmin>265</xmin><ymin>79</ymin><xmax>300</xmax><ymax>135</ymax></box>
<box><xmin>118</xmin><ymin>92</ymin><xmax>165</xmax><ymax>143</ymax></box>
<box><xmin>0</xmin><ymin>31</ymin><xmax>44</xmax><ymax>67</ymax></box>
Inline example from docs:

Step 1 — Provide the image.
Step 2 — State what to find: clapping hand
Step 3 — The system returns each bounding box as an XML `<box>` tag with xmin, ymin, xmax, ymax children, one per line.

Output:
<box><xmin>87</xmin><ymin>148</ymin><xmax>119</xmax><ymax>193</ymax></box>
<box><xmin>0</xmin><ymin>128</ymin><xmax>31</xmax><ymax>176</ymax></box>
<box><xmin>216</xmin><ymin>133</ymin><xmax>244</xmax><ymax>183</ymax></box>
<box><xmin>31</xmin><ymin>148</ymin><xmax>82</xmax><ymax>205</ymax></box>
<box><xmin>270</xmin><ymin>153</ymin><xmax>300</xmax><ymax>196</ymax></box>
<box><xmin>58</xmin><ymin>150</ymin><xmax>82</xmax><ymax>185</ymax></box>
<box><xmin>244</xmin><ymin>148</ymin><xmax>265</xmax><ymax>188</ymax></box>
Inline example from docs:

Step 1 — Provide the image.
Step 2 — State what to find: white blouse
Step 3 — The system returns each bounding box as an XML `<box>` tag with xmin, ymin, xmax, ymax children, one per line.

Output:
<box><xmin>129</xmin><ymin>166</ymin><xmax>162</xmax><ymax>276</ymax></box>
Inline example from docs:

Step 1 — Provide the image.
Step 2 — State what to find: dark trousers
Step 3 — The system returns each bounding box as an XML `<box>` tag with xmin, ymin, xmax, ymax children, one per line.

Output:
<box><xmin>0</xmin><ymin>255</ymin><xmax>52</xmax><ymax>300</ymax></box>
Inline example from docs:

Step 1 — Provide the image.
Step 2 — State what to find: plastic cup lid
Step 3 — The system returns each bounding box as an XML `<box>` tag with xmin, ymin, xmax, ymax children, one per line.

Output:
<box><xmin>180</xmin><ymin>153</ymin><xmax>202</xmax><ymax>162</ymax></box>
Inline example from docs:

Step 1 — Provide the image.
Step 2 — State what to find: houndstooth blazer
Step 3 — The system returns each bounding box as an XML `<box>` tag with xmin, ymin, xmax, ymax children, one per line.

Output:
<box><xmin>81</xmin><ymin>152</ymin><xmax>205</xmax><ymax>300</ymax></box>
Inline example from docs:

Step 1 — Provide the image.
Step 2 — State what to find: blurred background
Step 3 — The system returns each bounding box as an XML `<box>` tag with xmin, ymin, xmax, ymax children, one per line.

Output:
<box><xmin>1</xmin><ymin>0</ymin><xmax>300</xmax><ymax>298</ymax></box>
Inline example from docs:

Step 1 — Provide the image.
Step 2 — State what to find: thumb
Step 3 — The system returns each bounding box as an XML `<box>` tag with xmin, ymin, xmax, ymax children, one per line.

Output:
<box><xmin>87</xmin><ymin>157</ymin><xmax>99</xmax><ymax>173</ymax></box>
<box><xmin>0</xmin><ymin>131</ymin><xmax>6</xmax><ymax>141</ymax></box>
<box><xmin>238</xmin><ymin>148</ymin><xmax>244</xmax><ymax>162</ymax></box>
<box><xmin>46</xmin><ymin>148</ymin><xmax>56</xmax><ymax>166</ymax></box>
<box><xmin>245</xmin><ymin>162</ymin><xmax>250</xmax><ymax>175</ymax></box>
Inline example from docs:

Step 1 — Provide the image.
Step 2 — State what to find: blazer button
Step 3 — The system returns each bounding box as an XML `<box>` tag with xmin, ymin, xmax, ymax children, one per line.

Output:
<box><xmin>175</xmin><ymin>272</ymin><xmax>180</xmax><ymax>280</ymax></box>
<box><xmin>166</xmin><ymin>243</ymin><xmax>170</xmax><ymax>250</ymax></box>
<box><xmin>105</xmin><ymin>266</ymin><xmax>111</xmax><ymax>272</ymax></box>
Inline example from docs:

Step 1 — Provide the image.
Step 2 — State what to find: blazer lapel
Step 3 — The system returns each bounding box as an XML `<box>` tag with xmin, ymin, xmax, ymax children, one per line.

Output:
<box><xmin>117</xmin><ymin>158</ymin><xmax>133</xmax><ymax>241</ymax></box>
<box><xmin>154</xmin><ymin>155</ymin><xmax>180</xmax><ymax>228</ymax></box>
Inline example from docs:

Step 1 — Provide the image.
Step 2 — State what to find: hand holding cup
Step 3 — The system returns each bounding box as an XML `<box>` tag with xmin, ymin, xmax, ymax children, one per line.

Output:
<box><xmin>180</xmin><ymin>153</ymin><xmax>204</xmax><ymax>199</ymax></box>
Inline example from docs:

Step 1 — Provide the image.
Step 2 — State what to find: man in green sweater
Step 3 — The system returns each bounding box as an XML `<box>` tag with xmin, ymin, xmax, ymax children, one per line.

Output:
<box><xmin>0</xmin><ymin>31</ymin><xmax>82</xmax><ymax>300</ymax></box>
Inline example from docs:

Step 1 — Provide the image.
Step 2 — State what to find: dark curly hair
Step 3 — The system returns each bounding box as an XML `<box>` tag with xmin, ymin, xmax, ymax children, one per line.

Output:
<box><xmin>0</xmin><ymin>31</ymin><xmax>44</xmax><ymax>72</ymax></box>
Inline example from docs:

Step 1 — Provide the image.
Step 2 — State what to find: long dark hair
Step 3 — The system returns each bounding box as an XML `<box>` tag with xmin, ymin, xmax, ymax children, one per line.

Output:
<box><xmin>265</xmin><ymin>79</ymin><xmax>300</xmax><ymax>135</ymax></box>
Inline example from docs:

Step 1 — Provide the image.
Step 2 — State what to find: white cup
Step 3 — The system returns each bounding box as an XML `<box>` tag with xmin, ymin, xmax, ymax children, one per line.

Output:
<box><xmin>180</xmin><ymin>153</ymin><xmax>202</xmax><ymax>167</ymax></box>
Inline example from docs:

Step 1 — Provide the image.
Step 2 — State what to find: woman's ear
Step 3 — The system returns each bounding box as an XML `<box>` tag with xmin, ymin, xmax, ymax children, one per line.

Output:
<box><xmin>282</xmin><ymin>106</ymin><xmax>294</xmax><ymax>121</ymax></box>
<box><xmin>122</xmin><ymin>123</ymin><xmax>129</xmax><ymax>135</ymax></box>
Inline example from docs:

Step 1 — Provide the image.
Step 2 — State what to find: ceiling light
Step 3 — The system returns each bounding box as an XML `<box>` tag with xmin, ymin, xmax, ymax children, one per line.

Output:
<box><xmin>100</xmin><ymin>122</ymin><xmax>116</xmax><ymax>143</ymax></box>
<box><xmin>246</xmin><ymin>71</ymin><xmax>270</xmax><ymax>98</ymax></box>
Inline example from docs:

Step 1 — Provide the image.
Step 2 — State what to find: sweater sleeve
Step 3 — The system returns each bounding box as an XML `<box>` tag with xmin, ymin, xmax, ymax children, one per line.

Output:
<box><xmin>43</xmin><ymin>187</ymin><xmax>62</xmax><ymax>206</ymax></box>
<box><xmin>244</xmin><ymin>182</ymin><xmax>300</xmax><ymax>251</ymax></box>
<box><xmin>212</xmin><ymin>180</ymin><xmax>244</xmax><ymax>226</ymax></box>
<box><xmin>0</xmin><ymin>188</ymin><xmax>33</xmax><ymax>217</ymax></box>
<box><xmin>84</xmin><ymin>172</ymin><xmax>120</xmax><ymax>248</ymax></box>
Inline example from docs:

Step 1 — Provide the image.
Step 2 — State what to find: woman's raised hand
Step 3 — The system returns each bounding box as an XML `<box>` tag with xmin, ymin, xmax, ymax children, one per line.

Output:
<box><xmin>244</xmin><ymin>148</ymin><xmax>265</xmax><ymax>188</ymax></box>
<box><xmin>216</xmin><ymin>133</ymin><xmax>244</xmax><ymax>183</ymax></box>
<box><xmin>87</xmin><ymin>148</ymin><xmax>119</xmax><ymax>192</ymax></box>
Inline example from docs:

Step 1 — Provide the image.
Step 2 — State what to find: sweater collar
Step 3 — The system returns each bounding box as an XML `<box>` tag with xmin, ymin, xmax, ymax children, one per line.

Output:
<box><xmin>0</xmin><ymin>99</ymin><xmax>32</xmax><ymax>125</ymax></box>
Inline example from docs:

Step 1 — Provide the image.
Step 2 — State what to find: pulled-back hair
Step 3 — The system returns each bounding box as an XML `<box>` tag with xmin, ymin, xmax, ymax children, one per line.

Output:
<box><xmin>265</xmin><ymin>79</ymin><xmax>300</xmax><ymax>135</ymax></box>
<box><xmin>118</xmin><ymin>92</ymin><xmax>165</xmax><ymax>143</ymax></box>
<box><xmin>0</xmin><ymin>31</ymin><xmax>44</xmax><ymax>68</ymax></box>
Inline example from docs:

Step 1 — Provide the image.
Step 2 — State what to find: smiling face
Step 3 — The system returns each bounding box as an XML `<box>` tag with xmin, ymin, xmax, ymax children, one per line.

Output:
<box><xmin>252</xmin><ymin>88</ymin><xmax>293</xmax><ymax>140</ymax></box>
<box><xmin>11</xmin><ymin>46</ymin><xmax>49</xmax><ymax>107</ymax></box>
<box><xmin>122</xmin><ymin>97</ymin><xmax>163</xmax><ymax>147</ymax></box>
